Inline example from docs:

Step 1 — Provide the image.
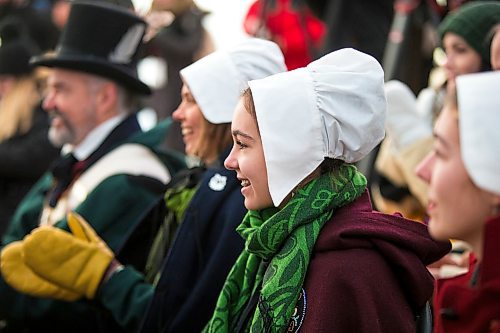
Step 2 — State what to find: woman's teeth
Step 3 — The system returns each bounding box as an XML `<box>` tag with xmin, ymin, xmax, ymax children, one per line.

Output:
<box><xmin>241</xmin><ymin>180</ymin><xmax>250</xmax><ymax>187</ymax></box>
<box><xmin>181</xmin><ymin>128</ymin><xmax>193</xmax><ymax>135</ymax></box>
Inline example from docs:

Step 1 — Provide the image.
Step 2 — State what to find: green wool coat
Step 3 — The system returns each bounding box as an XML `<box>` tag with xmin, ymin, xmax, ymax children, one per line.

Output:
<box><xmin>0</xmin><ymin>117</ymin><xmax>185</xmax><ymax>333</ymax></box>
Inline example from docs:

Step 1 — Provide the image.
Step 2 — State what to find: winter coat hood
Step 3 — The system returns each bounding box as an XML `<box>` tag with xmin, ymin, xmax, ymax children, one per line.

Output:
<box><xmin>315</xmin><ymin>191</ymin><xmax>451</xmax><ymax>310</ymax></box>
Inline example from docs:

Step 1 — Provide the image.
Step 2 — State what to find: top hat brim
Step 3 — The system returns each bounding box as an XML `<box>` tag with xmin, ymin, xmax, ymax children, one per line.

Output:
<box><xmin>31</xmin><ymin>53</ymin><xmax>151</xmax><ymax>95</ymax></box>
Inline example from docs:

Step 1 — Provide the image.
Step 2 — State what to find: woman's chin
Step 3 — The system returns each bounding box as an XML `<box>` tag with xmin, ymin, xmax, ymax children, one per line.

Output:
<box><xmin>428</xmin><ymin>218</ymin><xmax>450</xmax><ymax>241</ymax></box>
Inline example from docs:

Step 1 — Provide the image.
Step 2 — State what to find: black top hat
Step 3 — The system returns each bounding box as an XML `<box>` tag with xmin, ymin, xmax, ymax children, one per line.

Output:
<box><xmin>31</xmin><ymin>1</ymin><xmax>151</xmax><ymax>95</ymax></box>
<box><xmin>0</xmin><ymin>17</ymin><xmax>40</xmax><ymax>76</ymax></box>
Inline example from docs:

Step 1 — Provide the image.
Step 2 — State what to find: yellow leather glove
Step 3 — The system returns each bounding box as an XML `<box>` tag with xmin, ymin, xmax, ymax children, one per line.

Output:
<box><xmin>0</xmin><ymin>241</ymin><xmax>81</xmax><ymax>301</ymax></box>
<box><xmin>23</xmin><ymin>212</ymin><xmax>114</xmax><ymax>299</ymax></box>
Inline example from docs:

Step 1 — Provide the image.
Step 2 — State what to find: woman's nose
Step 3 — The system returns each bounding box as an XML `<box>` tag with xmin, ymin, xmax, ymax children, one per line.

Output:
<box><xmin>415</xmin><ymin>152</ymin><xmax>434</xmax><ymax>184</ymax></box>
<box><xmin>172</xmin><ymin>105</ymin><xmax>184</xmax><ymax>122</ymax></box>
<box><xmin>224</xmin><ymin>146</ymin><xmax>238</xmax><ymax>171</ymax></box>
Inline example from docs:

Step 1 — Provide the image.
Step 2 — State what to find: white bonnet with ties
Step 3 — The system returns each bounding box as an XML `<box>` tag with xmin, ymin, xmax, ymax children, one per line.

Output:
<box><xmin>248</xmin><ymin>48</ymin><xmax>386</xmax><ymax>206</ymax></box>
<box><xmin>180</xmin><ymin>38</ymin><xmax>286</xmax><ymax>124</ymax></box>
<box><xmin>457</xmin><ymin>71</ymin><xmax>500</xmax><ymax>195</ymax></box>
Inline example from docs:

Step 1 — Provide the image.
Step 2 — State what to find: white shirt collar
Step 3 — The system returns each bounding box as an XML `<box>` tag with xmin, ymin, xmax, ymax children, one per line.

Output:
<box><xmin>72</xmin><ymin>114</ymin><xmax>127</xmax><ymax>161</ymax></box>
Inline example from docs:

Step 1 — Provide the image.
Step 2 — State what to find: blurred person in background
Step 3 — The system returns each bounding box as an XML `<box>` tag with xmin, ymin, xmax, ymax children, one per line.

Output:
<box><xmin>0</xmin><ymin>0</ymin><xmax>58</xmax><ymax>51</ymax></box>
<box><xmin>416</xmin><ymin>72</ymin><xmax>500</xmax><ymax>333</ymax></box>
<box><xmin>243</xmin><ymin>0</ymin><xmax>325</xmax><ymax>70</ymax></box>
<box><xmin>48</xmin><ymin>0</ymin><xmax>134</xmax><ymax>31</ymax></box>
<box><xmin>304</xmin><ymin>0</ymin><xmax>394</xmax><ymax>63</ymax></box>
<box><xmin>371</xmin><ymin>80</ymin><xmax>432</xmax><ymax>222</ymax></box>
<box><xmin>438</xmin><ymin>1</ymin><xmax>499</xmax><ymax>91</ymax></box>
<box><xmin>142</xmin><ymin>0</ymin><xmax>215</xmax><ymax>153</ymax></box>
<box><xmin>411</xmin><ymin>0</ymin><xmax>500</xmax><ymax>126</ymax></box>
<box><xmin>371</xmin><ymin>1</ymin><xmax>500</xmax><ymax>224</ymax></box>
<box><xmin>0</xmin><ymin>17</ymin><xmax>59</xmax><ymax>238</ymax></box>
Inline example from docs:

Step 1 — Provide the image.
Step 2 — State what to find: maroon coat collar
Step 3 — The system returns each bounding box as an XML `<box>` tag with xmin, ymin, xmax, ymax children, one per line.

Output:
<box><xmin>482</xmin><ymin>216</ymin><xmax>500</xmax><ymax>285</ymax></box>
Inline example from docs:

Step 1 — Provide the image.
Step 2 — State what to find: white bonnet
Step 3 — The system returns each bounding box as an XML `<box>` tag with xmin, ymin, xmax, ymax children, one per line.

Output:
<box><xmin>248</xmin><ymin>48</ymin><xmax>386</xmax><ymax>206</ymax></box>
<box><xmin>180</xmin><ymin>37</ymin><xmax>286</xmax><ymax>124</ymax></box>
<box><xmin>457</xmin><ymin>71</ymin><xmax>500</xmax><ymax>195</ymax></box>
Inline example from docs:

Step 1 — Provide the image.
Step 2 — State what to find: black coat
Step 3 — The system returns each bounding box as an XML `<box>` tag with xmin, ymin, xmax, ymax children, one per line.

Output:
<box><xmin>0</xmin><ymin>105</ymin><xmax>59</xmax><ymax>238</ymax></box>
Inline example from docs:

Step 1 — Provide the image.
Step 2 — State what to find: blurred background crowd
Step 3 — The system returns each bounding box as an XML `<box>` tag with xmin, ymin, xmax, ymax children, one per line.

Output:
<box><xmin>0</xmin><ymin>0</ymin><xmax>497</xmax><ymax>234</ymax></box>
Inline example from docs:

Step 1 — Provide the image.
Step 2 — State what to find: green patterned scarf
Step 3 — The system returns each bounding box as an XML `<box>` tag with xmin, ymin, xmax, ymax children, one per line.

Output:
<box><xmin>205</xmin><ymin>164</ymin><xmax>367</xmax><ymax>332</ymax></box>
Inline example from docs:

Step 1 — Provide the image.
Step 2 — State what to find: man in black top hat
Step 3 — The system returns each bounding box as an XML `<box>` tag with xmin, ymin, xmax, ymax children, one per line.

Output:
<box><xmin>0</xmin><ymin>2</ymin><xmax>184</xmax><ymax>332</ymax></box>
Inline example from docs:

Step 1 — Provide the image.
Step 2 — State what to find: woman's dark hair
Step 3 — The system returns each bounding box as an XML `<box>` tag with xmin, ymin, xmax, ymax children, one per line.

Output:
<box><xmin>320</xmin><ymin>158</ymin><xmax>343</xmax><ymax>174</ymax></box>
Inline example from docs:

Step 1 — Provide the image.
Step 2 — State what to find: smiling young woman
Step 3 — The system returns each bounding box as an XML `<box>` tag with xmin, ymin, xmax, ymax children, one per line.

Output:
<box><xmin>205</xmin><ymin>48</ymin><xmax>451</xmax><ymax>333</ymax></box>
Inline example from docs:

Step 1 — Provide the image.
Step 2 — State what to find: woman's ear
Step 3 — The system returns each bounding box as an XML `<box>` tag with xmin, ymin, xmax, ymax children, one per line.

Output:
<box><xmin>491</xmin><ymin>194</ymin><xmax>500</xmax><ymax>217</ymax></box>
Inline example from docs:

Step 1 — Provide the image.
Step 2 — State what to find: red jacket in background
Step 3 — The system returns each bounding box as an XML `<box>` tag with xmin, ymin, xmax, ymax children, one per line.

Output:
<box><xmin>243</xmin><ymin>0</ymin><xmax>325</xmax><ymax>70</ymax></box>
<box><xmin>433</xmin><ymin>216</ymin><xmax>500</xmax><ymax>333</ymax></box>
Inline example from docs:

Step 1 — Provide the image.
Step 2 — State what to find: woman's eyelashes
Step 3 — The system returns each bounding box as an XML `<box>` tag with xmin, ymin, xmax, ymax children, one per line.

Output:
<box><xmin>235</xmin><ymin>139</ymin><xmax>248</xmax><ymax>150</ymax></box>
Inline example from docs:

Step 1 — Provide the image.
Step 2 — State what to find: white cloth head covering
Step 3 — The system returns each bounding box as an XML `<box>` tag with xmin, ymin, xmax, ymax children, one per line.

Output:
<box><xmin>457</xmin><ymin>71</ymin><xmax>500</xmax><ymax>195</ymax></box>
<box><xmin>383</xmin><ymin>80</ymin><xmax>432</xmax><ymax>150</ymax></box>
<box><xmin>180</xmin><ymin>38</ymin><xmax>286</xmax><ymax>124</ymax></box>
<box><xmin>249</xmin><ymin>48</ymin><xmax>386</xmax><ymax>206</ymax></box>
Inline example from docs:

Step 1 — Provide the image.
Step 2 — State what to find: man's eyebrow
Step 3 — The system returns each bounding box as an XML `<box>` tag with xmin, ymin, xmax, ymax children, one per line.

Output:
<box><xmin>232</xmin><ymin>130</ymin><xmax>255</xmax><ymax>141</ymax></box>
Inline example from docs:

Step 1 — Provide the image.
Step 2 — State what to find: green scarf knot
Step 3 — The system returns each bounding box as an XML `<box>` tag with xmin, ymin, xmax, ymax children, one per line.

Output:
<box><xmin>205</xmin><ymin>164</ymin><xmax>367</xmax><ymax>332</ymax></box>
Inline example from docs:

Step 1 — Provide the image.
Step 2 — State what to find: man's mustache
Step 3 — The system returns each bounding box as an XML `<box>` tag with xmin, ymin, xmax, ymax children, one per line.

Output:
<box><xmin>47</xmin><ymin>108</ymin><xmax>72</xmax><ymax>130</ymax></box>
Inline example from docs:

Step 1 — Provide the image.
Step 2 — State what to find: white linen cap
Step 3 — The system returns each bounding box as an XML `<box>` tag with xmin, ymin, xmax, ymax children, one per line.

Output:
<box><xmin>457</xmin><ymin>71</ymin><xmax>500</xmax><ymax>195</ymax></box>
<box><xmin>249</xmin><ymin>48</ymin><xmax>386</xmax><ymax>206</ymax></box>
<box><xmin>384</xmin><ymin>80</ymin><xmax>432</xmax><ymax>150</ymax></box>
<box><xmin>180</xmin><ymin>38</ymin><xmax>286</xmax><ymax>124</ymax></box>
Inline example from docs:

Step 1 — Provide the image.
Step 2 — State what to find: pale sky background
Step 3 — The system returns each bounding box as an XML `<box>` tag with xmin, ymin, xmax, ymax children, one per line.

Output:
<box><xmin>132</xmin><ymin>0</ymin><xmax>255</xmax><ymax>49</ymax></box>
<box><xmin>196</xmin><ymin>0</ymin><xmax>255</xmax><ymax>48</ymax></box>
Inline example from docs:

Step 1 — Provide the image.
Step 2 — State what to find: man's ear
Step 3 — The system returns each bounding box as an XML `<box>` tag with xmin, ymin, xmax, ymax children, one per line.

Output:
<box><xmin>96</xmin><ymin>82</ymin><xmax>119</xmax><ymax>119</ymax></box>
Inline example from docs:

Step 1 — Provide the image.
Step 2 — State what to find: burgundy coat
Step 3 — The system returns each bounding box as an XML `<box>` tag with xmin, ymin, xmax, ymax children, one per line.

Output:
<box><xmin>287</xmin><ymin>191</ymin><xmax>450</xmax><ymax>333</ymax></box>
<box><xmin>434</xmin><ymin>216</ymin><xmax>500</xmax><ymax>333</ymax></box>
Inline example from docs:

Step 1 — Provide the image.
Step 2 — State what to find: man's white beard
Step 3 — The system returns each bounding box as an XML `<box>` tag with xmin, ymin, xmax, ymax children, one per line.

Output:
<box><xmin>48</xmin><ymin>125</ymin><xmax>74</xmax><ymax>148</ymax></box>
